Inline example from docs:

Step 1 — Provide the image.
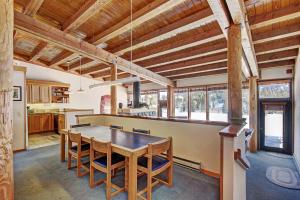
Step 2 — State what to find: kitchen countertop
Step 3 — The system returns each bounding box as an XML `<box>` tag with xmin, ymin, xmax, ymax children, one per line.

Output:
<box><xmin>28</xmin><ymin>109</ymin><xmax>94</xmax><ymax>115</ymax></box>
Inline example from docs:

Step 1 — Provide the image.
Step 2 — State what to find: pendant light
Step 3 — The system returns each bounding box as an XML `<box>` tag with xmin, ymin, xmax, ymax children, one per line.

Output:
<box><xmin>77</xmin><ymin>55</ymin><xmax>85</xmax><ymax>93</ymax></box>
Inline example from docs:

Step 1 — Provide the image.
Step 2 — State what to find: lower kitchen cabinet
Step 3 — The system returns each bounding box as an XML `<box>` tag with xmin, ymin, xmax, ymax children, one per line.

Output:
<box><xmin>28</xmin><ymin>114</ymin><xmax>54</xmax><ymax>134</ymax></box>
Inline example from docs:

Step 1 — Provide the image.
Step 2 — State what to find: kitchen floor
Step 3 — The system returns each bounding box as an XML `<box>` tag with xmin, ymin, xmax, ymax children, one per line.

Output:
<box><xmin>28</xmin><ymin>132</ymin><xmax>60</xmax><ymax>149</ymax></box>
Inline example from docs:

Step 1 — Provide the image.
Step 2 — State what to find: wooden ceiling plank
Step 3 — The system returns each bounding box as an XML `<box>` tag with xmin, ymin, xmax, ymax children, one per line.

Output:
<box><xmin>255</xmin><ymin>36</ymin><xmax>300</xmax><ymax>55</ymax></box>
<box><xmin>169</xmin><ymin>69</ymin><xmax>228</xmax><ymax>80</ymax></box>
<box><xmin>29</xmin><ymin>41</ymin><xmax>48</xmax><ymax>61</ymax></box>
<box><xmin>62</xmin><ymin>0</ymin><xmax>110</xmax><ymax>32</ymax></box>
<box><xmin>207</xmin><ymin>0</ymin><xmax>251</xmax><ymax>78</ymax></box>
<box><xmin>225</xmin><ymin>0</ymin><xmax>258</xmax><ymax>77</ymax></box>
<box><xmin>89</xmin><ymin>0</ymin><xmax>185</xmax><ymax>45</ymax></box>
<box><xmin>250</xmin><ymin>4</ymin><xmax>300</xmax><ymax>30</ymax></box>
<box><xmin>136</xmin><ymin>39</ymin><xmax>227</xmax><ymax>68</ymax></box>
<box><xmin>258</xmin><ymin>60</ymin><xmax>295</xmax><ymax>69</ymax></box>
<box><xmin>14</xmin><ymin>11</ymin><xmax>173</xmax><ymax>86</ymax></box>
<box><xmin>80</xmin><ymin>64</ymin><xmax>110</xmax><ymax>75</ymax></box>
<box><xmin>253</xmin><ymin>23</ymin><xmax>300</xmax><ymax>44</ymax></box>
<box><xmin>49</xmin><ymin>50</ymin><xmax>77</xmax><ymax>67</ymax></box>
<box><xmin>23</xmin><ymin>0</ymin><xmax>44</xmax><ymax>17</ymax></box>
<box><xmin>257</xmin><ymin>49</ymin><xmax>299</xmax><ymax>63</ymax></box>
<box><xmin>159</xmin><ymin>62</ymin><xmax>227</xmax><ymax>77</ymax></box>
<box><xmin>112</xmin><ymin>8</ymin><xmax>215</xmax><ymax>55</ymax></box>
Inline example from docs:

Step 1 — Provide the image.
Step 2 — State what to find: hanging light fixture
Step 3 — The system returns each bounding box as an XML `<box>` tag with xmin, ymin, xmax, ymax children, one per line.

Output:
<box><xmin>77</xmin><ymin>55</ymin><xmax>86</xmax><ymax>93</ymax></box>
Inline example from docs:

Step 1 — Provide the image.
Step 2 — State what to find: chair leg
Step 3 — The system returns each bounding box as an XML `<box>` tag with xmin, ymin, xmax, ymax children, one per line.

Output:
<box><xmin>125</xmin><ymin>158</ymin><xmax>128</xmax><ymax>191</ymax></box>
<box><xmin>90</xmin><ymin>165</ymin><xmax>95</xmax><ymax>188</ymax></box>
<box><xmin>147</xmin><ymin>173</ymin><xmax>152</xmax><ymax>200</ymax></box>
<box><xmin>167</xmin><ymin>165</ymin><xmax>173</xmax><ymax>187</ymax></box>
<box><xmin>67</xmin><ymin>152</ymin><xmax>72</xmax><ymax>169</ymax></box>
<box><xmin>77</xmin><ymin>156</ymin><xmax>82</xmax><ymax>177</ymax></box>
<box><xmin>106</xmin><ymin>171</ymin><xmax>112</xmax><ymax>200</ymax></box>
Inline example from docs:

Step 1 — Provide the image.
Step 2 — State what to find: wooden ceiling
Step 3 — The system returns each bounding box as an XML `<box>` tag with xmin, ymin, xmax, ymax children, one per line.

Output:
<box><xmin>13</xmin><ymin>0</ymin><xmax>300</xmax><ymax>84</ymax></box>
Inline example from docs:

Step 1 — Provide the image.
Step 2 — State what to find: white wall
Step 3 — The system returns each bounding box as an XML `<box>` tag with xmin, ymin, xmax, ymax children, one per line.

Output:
<box><xmin>15</xmin><ymin>61</ymin><xmax>127</xmax><ymax>113</ymax></box>
<box><xmin>260</xmin><ymin>66</ymin><xmax>293</xmax><ymax>80</ymax></box>
<box><xmin>294</xmin><ymin>50</ymin><xmax>300</xmax><ymax>173</ymax></box>
<box><xmin>13</xmin><ymin>68</ymin><xmax>26</xmax><ymax>151</ymax></box>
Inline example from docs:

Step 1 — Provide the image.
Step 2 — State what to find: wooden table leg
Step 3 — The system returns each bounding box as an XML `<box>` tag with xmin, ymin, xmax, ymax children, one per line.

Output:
<box><xmin>128</xmin><ymin>153</ymin><xmax>138</xmax><ymax>200</ymax></box>
<box><xmin>60</xmin><ymin>134</ymin><xmax>66</xmax><ymax>162</ymax></box>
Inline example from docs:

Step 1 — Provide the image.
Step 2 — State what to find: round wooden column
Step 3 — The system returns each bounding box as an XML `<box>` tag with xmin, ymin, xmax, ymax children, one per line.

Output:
<box><xmin>249</xmin><ymin>76</ymin><xmax>258</xmax><ymax>152</ymax></box>
<box><xmin>0</xmin><ymin>0</ymin><xmax>14</xmax><ymax>199</ymax></box>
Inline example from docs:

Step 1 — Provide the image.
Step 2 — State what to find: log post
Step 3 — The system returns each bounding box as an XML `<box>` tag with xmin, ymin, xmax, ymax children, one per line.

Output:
<box><xmin>0</xmin><ymin>0</ymin><xmax>14</xmax><ymax>200</ymax></box>
<box><xmin>167</xmin><ymin>85</ymin><xmax>174</xmax><ymax>118</ymax></box>
<box><xmin>110</xmin><ymin>64</ymin><xmax>117</xmax><ymax>115</ymax></box>
<box><xmin>227</xmin><ymin>24</ymin><xmax>243</xmax><ymax>124</ymax></box>
<box><xmin>249</xmin><ymin>76</ymin><xmax>258</xmax><ymax>152</ymax></box>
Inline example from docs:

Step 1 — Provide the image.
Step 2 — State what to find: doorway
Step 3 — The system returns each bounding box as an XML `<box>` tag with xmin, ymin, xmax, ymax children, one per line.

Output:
<box><xmin>259</xmin><ymin>101</ymin><xmax>292</xmax><ymax>154</ymax></box>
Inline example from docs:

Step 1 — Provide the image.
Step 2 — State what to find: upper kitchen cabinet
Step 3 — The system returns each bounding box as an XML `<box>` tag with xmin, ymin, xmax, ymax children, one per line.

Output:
<box><xmin>27</xmin><ymin>80</ymin><xmax>70</xmax><ymax>104</ymax></box>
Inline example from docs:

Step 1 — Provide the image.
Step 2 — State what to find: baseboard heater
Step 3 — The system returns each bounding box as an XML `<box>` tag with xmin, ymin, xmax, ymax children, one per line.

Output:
<box><xmin>162</xmin><ymin>154</ymin><xmax>201</xmax><ymax>172</ymax></box>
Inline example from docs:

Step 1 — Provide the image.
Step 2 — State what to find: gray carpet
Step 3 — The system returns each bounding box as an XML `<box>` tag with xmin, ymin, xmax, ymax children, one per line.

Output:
<box><xmin>14</xmin><ymin>144</ymin><xmax>219</xmax><ymax>200</ymax></box>
<box><xmin>247</xmin><ymin>151</ymin><xmax>300</xmax><ymax>200</ymax></box>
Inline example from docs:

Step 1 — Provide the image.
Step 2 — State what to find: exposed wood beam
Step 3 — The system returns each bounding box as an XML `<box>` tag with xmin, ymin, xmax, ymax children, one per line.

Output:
<box><xmin>29</xmin><ymin>41</ymin><xmax>48</xmax><ymax>61</ymax></box>
<box><xmin>225</xmin><ymin>0</ymin><xmax>258</xmax><ymax>76</ymax></box>
<box><xmin>111</xmin><ymin>8</ymin><xmax>215</xmax><ymax>55</ymax></box>
<box><xmin>159</xmin><ymin>62</ymin><xmax>227</xmax><ymax>77</ymax></box>
<box><xmin>49</xmin><ymin>50</ymin><xmax>76</xmax><ymax>67</ymax></box>
<box><xmin>207</xmin><ymin>0</ymin><xmax>252</xmax><ymax>77</ymax></box>
<box><xmin>91</xmin><ymin>69</ymin><xmax>122</xmax><ymax>78</ymax></box>
<box><xmin>136</xmin><ymin>39</ymin><xmax>227</xmax><ymax>68</ymax></box>
<box><xmin>80</xmin><ymin>64</ymin><xmax>109</xmax><ymax>75</ymax></box>
<box><xmin>23</xmin><ymin>0</ymin><xmax>44</xmax><ymax>17</ymax></box>
<box><xmin>257</xmin><ymin>49</ymin><xmax>299</xmax><ymax>63</ymax></box>
<box><xmin>255</xmin><ymin>36</ymin><xmax>300</xmax><ymax>55</ymax></box>
<box><xmin>88</xmin><ymin>0</ymin><xmax>185</xmax><ymax>45</ymax></box>
<box><xmin>249</xmin><ymin>4</ymin><xmax>300</xmax><ymax>30</ymax></box>
<box><xmin>62</xmin><ymin>0</ymin><xmax>110</xmax><ymax>32</ymax></box>
<box><xmin>169</xmin><ymin>69</ymin><xmax>228</xmax><ymax>80</ymax></box>
<box><xmin>258</xmin><ymin>60</ymin><xmax>295</xmax><ymax>69</ymax></box>
<box><xmin>68</xmin><ymin>57</ymin><xmax>99</xmax><ymax>70</ymax></box>
<box><xmin>148</xmin><ymin>52</ymin><xmax>227</xmax><ymax>73</ymax></box>
<box><xmin>252</xmin><ymin>23</ymin><xmax>300</xmax><ymax>44</ymax></box>
<box><xmin>14</xmin><ymin>11</ymin><xmax>174</xmax><ymax>86</ymax></box>
<box><xmin>127</xmin><ymin>27</ymin><xmax>224</xmax><ymax>62</ymax></box>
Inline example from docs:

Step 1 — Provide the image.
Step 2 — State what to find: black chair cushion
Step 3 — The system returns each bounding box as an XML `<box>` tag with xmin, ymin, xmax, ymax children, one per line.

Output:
<box><xmin>71</xmin><ymin>143</ymin><xmax>90</xmax><ymax>152</ymax></box>
<box><xmin>138</xmin><ymin>156</ymin><xmax>169</xmax><ymax>171</ymax></box>
<box><xmin>93</xmin><ymin>153</ymin><xmax>125</xmax><ymax>167</ymax></box>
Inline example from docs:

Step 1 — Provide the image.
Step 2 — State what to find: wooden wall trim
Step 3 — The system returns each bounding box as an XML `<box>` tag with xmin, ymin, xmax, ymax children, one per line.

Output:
<box><xmin>219</xmin><ymin>124</ymin><xmax>245</xmax><ymax>137</ymax></box>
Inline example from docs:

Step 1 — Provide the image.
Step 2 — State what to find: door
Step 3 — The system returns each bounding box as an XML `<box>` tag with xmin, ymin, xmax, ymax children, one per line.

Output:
<box><xmin>259</xmin><ymin>101</ymin><xmax>292</xmax><ymax>154</ymax></box>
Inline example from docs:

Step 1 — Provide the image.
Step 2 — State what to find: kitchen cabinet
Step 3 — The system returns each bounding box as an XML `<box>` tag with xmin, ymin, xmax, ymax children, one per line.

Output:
<box><xmin>40</xmin><ymin>85</ymin><xmax>51</xmax><ymax>103</ymax></box>
<box><xmin>28</xmin><ymin>113</ymin><xmax>54</xmax><ymax>134</ymax></box>
<box><xmin>31</xmin><ymin>85</ymin><xmax>41</xmax><ymax>104</ymax></box>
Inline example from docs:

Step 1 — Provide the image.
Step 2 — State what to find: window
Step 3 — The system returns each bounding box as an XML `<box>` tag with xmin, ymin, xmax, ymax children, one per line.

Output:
<box><xmin>259</xmin><ymin>82</ymin><xmax>290</xmax><ymax>99</ymax></box>
<box><xmin>158</xmin><ymin>91</ymin><xmax>168</xmax><ymax>118</ymax></box>
<box><xmin>190</xmin><ymin>88</ymin><xmax>206</xmax><ymax>120</ymax></box>
<box><xmin>208</xmin><ymin>86</ymin><xmax>228</xmax><ymax>122</ymax></box>
<box><xmin>242</xmin><ymin>87</ymin><xmax>249</xmax><ymax>127</ymax></box>
<box><xmin>174</xmin><ymin>89</ymin><xmax>189</xmax><ymax>118</ymax></box>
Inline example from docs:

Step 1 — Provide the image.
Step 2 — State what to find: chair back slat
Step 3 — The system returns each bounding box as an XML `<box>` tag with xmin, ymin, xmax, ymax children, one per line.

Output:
<box><xmin>110</xmin><ymin>125</ymin><xmax>123</xmax><ymax>130</ymax></box>
<box><xmin>150</xmin><ymin>137</ymin><xmax>171</xmax><ymax>156</ymax></box>
<box><xmin>133</xmin><ymin>128</ymin><xmax>150</xmax><ymax>135</ymax></box>
<box><xmin>68</xmin><ymin>132</ymin><xmax>81</xmax><ymax>144</ymax></box>
<box><xmin>91</xmin><ymin>138</ymin><xmax>111</xmax><ymax>154</ymax></box>
<box><xmin>71</xmin><ymin>123</ymin><xmax>91</xmax><ymax>128</ymax></box>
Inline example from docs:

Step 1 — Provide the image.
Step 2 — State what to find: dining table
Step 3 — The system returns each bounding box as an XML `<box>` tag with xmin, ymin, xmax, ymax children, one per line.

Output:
<box><xmin>59</xmin><ymin>125</ymin><xmax>166</xmax><ymax>200</ymax></box>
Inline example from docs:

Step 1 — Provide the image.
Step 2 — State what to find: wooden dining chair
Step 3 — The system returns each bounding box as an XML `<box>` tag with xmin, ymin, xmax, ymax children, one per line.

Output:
<box><xmin>67</xmin><ymin>131</ymin><xmax>90</xmax><ymax>177</ymax></box>
<box><xmin>137</xmin><ymin>137</ymin><xmax>173</xmax><ymax>200</ymax></box>
<box><xmin>90</xmin><ymin>138</ymin><xmax>126</xmax><ymax>200</ymax></box>
<box><xmin>110</xmin><ymin>125</ymin><xmax>123</xmax><ymax>130</ymax></box>
<box><xmin>70</xmin><ymin>123</ymin><xmax>91</xmax><ymax>128</ymax></box>
<box><xmin>132</xmin><ymin>128</ymin><xmax>151</xmax><ymax>135</ymax></box>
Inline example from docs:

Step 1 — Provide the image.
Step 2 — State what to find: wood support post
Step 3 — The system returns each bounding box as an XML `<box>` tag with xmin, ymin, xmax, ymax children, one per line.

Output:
<box><xmin>227</xmin><ymin>24</ymin><xmax>243</xmax><ymax>124</ymax></box>
<box><xmin>167</xmin><ymin>85</ymin><xmax>174</xmax><ymax>118</ymax></box>
<box><xmin>110</xmin><ymin>64</ymin><xmax>117</xmax><ymax>115</ymax></box>
<box><xmin>0</xmin><ymin>0</ymin><xmax>14</xmax><ymax>199</ymax></box>
<box><xmin>249</xmin><ymin>76</ymin><xmax>258</xmax><ymax>152</ymax></box>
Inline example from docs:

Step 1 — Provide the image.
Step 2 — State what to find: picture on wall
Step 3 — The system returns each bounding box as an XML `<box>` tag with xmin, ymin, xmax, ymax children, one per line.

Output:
<box><xmin>13</xmin><ymin>86</ymin><xmax>22</xmax><ymax>101</ymax></box>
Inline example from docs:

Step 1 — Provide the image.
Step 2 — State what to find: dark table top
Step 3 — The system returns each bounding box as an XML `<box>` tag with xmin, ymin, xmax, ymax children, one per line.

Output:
<box><xmin>69</xmin><ymin>125</ymin><xmax>165</xmax><ymax>150</ymax></box>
